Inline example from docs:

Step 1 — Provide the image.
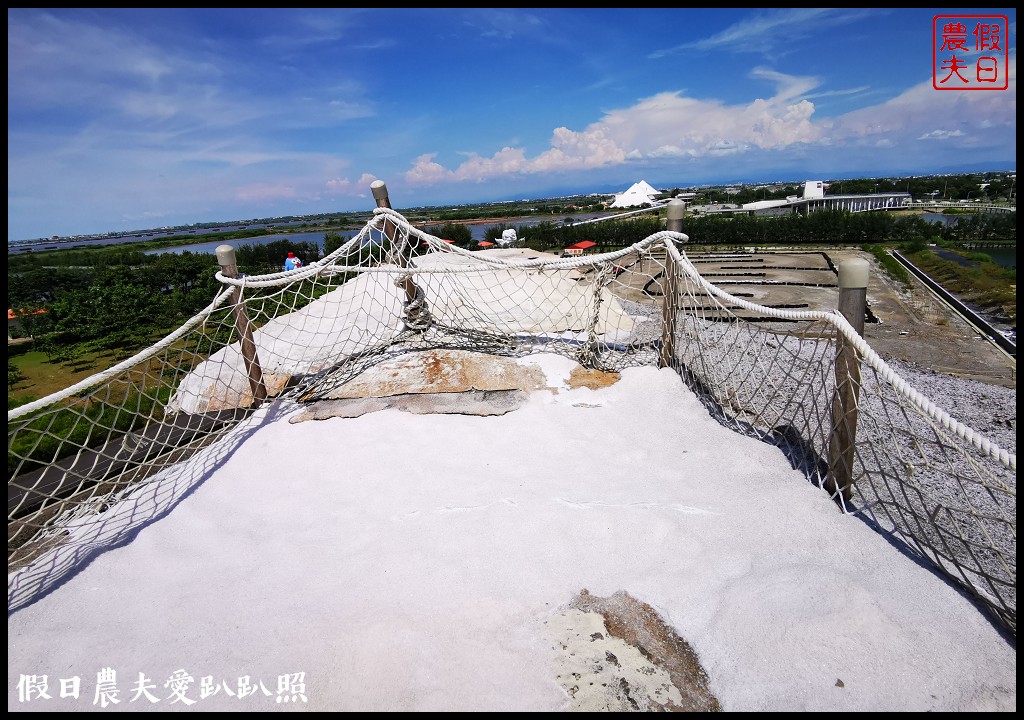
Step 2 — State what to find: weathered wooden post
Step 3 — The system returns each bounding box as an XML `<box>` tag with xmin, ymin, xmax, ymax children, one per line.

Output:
<box><xmin>827</xmin><ymin>257</ymin><xmax>869</xmax><ymax>505</ymax></box>
<box><xmin>216</xmin><ymin>245</ymin><xmax>268</xmax><ymax>406</ymax></box>
<box><xmin>660</xmin><ymin>199</ymin><xmax>686</xmax><ymax>369</ymax></box>
<box><xmin>371</xmin><ymin>180</ymin><xmax>430</xmax><ymax>330</ymax></box>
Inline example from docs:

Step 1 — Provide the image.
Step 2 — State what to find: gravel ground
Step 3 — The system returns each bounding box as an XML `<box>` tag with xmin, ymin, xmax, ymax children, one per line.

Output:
<box><xmin>879</xmin><ymin>355</ymin><xmax>1016</xmax><ymax>457</ymax></box>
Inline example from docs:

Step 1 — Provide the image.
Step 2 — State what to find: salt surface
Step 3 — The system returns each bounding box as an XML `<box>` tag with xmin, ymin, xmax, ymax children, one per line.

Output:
<box><xmin>7</xmin><ymin>356</ymin><xmax>1016</xmax><ymax>712</ymax></box>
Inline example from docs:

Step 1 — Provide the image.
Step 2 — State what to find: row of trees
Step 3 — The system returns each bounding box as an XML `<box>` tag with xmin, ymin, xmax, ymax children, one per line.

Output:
<box><xmin>517</xmin><ymin>209</ymin><xmax>1015</xmax><ymax>253</ymax></box>
<box><xmin>8</xmin><ymin>239</ymin><xmax>322</xmax><ymax>357</ymax></box>
<box><xmin>426</xmin><ymin>199</ymin><xmax>606</xmax><ymax>223</ymax></box>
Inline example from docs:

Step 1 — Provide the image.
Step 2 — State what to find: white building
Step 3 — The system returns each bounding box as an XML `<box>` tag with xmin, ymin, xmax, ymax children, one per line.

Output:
<box><xmin>609</xmin><ymin>180</ymin><xmax>660</xmax><ymax>208</ymax></box>
<box><xmin>803</xmin><ymin>180</ymin><xmax>825</xmax><ymax>199</ymax></box>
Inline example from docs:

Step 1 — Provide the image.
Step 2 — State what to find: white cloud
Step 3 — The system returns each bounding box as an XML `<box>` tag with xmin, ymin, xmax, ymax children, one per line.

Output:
<box><xmin>325</xmin><ymin>178</ymin><xmax>353</xmax><ymax>193</ymax></box>
<box><xmin>406</xmin><ymin>71</ymin><xmax>825</xmax><ymax>186</ymax></box>
<box><xmin>648</xmin><ymin>8</ymin><xmax>879</xmax><ymax>57</ymax></box>
<box><xmin>405</xmin><ymin>154</ymin><xmax>453</xmax><ymax>184</ymax></box>
<box><xmin>402</xmin><ymin>50</ymin><xmax>1014</xmax><ymax>190</ymax></box>
<box><xmin>461</xmin><ymin>9</ymin><xmax>550</xmax><ymax>41</ymax></box>
<box><xmin>825</xmin><ymin>56</ymin><xmax>1016</xmax><ymax>147</ymax></box>
<box><xmin>804</xmin><ymin>85</ymin><xmax>871</xmax><ymax>100</ymax></box>
<box><xmin>324</xmin><ymin>173</ymin><xmax>379</xmax><ymax>198</ymax></box>
<box><xmin>530</xmin><ymin>128</ymin><xmax>627</xmax><ymax>172</ymax></box>
<box><xmin>917</xmin><ymin>129</ymin><xmax>966</xmax><ymax>141</ymax></box>
<box><xmin>452</xmin><ymin>146</ymin><xmax>532</xmax><ymax>180</ymax></box>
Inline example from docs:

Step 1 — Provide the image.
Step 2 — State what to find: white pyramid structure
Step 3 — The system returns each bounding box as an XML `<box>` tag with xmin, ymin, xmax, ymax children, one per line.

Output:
<box><xmin>610</xmin><ymin>179</ymin><xmax>660</xmax><ymax>208</ymax></box>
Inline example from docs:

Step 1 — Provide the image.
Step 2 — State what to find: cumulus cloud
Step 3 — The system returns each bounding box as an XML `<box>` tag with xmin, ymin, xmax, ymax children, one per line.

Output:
<box><xmin>530</xmin><ymin>128</ymin><xmax>627</xmax><ymax>172</ymax></box>
<box><xmin>405</xmin><ymin>70</ymin><xmax>825</xmax><ymax>186</ymax></box>
<box><xmin>707</xmin><ymin>140</ymin><xmax>748</xmax><ymax>157</ymax></box>
<box><xmin>403</xmin><ymin>51</ymin><xmax>1014</xmax><ymax>189</ymax></box>
<box><xmin>452</xmin><ymin>146</ymin><xmax>531</xmax><ymax>181</ymax></box>
<box><xmin>404</xmin><ymin>154</ymin><xmax>453</xmax><ymax>185</ymax></box>
<box><xmin>824</xmin><ymin>56</ymin><xmax>1016</xmax><ymax>147</ymax></box>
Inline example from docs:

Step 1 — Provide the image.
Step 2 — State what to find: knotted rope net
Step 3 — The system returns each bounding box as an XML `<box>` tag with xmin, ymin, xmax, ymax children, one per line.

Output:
<box><xmin>7</xmin><ymin>207</ymin><xmax>1016</xmax><ymax>633</ymax></box>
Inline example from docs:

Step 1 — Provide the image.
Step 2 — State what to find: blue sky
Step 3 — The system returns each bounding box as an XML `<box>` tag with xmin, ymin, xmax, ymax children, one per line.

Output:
<box><xmin>7</xmin><ymin>8</ymin><xmax>1017</xmax><ymax>241</ymax></box>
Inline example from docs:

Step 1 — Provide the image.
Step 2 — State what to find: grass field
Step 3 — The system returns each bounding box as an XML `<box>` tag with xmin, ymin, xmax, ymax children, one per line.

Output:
<box><xmin>7</xmin><ymin>348</ymin><xmax>115</xmax><ymax>407</ymax></box>
<box><xmin>7</xmin><ymin>327</ymin><xmax>175</xmax><ymax>409</ymax></box>
<box><xmin>905</xmin><ymin>247</ymin><xmax>1017</xmax><ymax>326</ymax></box>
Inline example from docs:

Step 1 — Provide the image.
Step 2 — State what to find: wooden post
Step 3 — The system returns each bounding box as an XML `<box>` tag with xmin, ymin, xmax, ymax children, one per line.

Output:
<box><xmin>827</xmin><ymin>257</ymin><xmax>869</xmax><ymax>505</ymax></box>
<box><xmin>371</xmin><ymin>180</ymin><xmax>430</xmax><ymax>330</ymax></box>
<box><xmin>216</xmin><ymin>245</ymin><xmax>268</xmax><ymax>406</ymax></box>
<box><xmin>372</xmin><ymin>180</ymin><xmax>417</xmax><ymax>304</ymax></box>
<box><xmin>659</xmin><ymin>199</ymin><xmax>685</xmax><ymax>369</ymax></box>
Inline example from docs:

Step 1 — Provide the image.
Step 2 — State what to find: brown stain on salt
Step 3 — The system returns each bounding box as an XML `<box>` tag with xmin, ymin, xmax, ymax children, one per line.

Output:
<box><xmin>567</xmin><ymin>367</ymin><xmax>621</xmax><ymax>390</ymax></box>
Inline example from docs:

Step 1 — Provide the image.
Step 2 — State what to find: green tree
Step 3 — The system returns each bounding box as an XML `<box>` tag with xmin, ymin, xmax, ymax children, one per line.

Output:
<box><xmin>324</xmin><ymin>231</ymin><xmax>347</xmax><ymax>256</ymax></box>
<box><xmin>8</xmin><ymin>360</ymin><xmax>25</xmax><ymax>390</ymax></box>
<box><xmin>423</xmin><ymin>222</ymin><xmax>473</xmax><ymax>249</ymax></box>
<box><xmin>54</xmin><ymin>343</ymin><xmax>84</xmax><ymax>370</ymax></box>
<box><xmin>36</xmin><ymin>334</ymin><xmax>59</xmax><ymax>363</ymax></box>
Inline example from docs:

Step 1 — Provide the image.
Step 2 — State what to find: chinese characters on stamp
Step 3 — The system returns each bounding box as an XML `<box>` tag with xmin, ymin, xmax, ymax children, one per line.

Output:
<box><xmin>933</xmin><ymin>14</ymin><xmax>1008</xmax><ymax>90</ymax></box>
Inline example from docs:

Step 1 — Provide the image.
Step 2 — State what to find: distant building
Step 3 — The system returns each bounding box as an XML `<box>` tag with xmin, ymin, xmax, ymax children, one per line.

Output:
<box><xmin>609</xmin><ymin>180</ymin><xmax>659</xmax><ymax>208</ymax></box>
<box><xmin>803</xmin><ymin>180</ymin><xmax>825</xmax><ymax>199</ymax></box>
<box><xmin>563</xmin><ymin>240</ymin><xmax>597</xmax><ymax>256</ymax></box>
<box><xmin>741</xmin><ymin>180</ymin><xmax>825</xmax><ymax>212</ymax></box>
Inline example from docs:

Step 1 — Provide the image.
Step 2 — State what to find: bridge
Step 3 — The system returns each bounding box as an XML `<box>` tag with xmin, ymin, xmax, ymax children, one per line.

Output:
<box><xmin>800</xmin><ymin>192</ymin><xmax>910</xmax><ymax>214</ymax></box>
<box><xmin>910</xmin><ymin>200</ymin><xmax>1015</xmax><ymax>214</ymax></box>
<box><xmin>694</xmin><ymin>195</ymin><xmax>1015</xmax><ymax>217</ymax></box>
<box><xmin>693</xmin><ymin>191</ymin><xmax>913</xmax><ymax>217</ymax></box>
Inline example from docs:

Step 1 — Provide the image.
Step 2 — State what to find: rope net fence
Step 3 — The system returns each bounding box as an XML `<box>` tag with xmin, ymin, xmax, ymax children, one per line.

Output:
<box><xmin>7</xmin><ymin>206</ymin><xmax>1016</xmax><ymax>633</ymax></box>
<box><xmin>661</xmin><ymin>242</ymin><xmax>1015</xmax><ymax>633</ymax></box>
